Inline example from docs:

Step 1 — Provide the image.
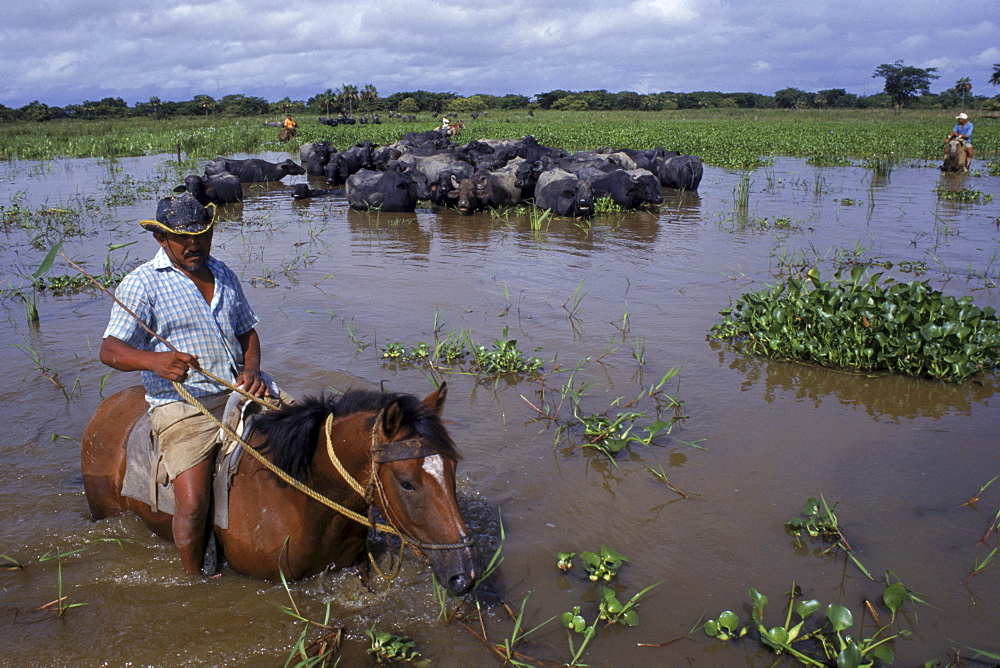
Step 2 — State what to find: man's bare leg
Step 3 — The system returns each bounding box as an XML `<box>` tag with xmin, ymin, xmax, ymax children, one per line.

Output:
<box><xmin>171</xmin><ymin>459</ymin><xmax>213</xmax><ymax>574</ymax></box>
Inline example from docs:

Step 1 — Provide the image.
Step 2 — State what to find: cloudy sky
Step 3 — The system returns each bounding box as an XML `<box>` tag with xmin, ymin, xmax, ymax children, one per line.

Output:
<box><xmin>2</xmin><ymin>0</ymin><xmax>998</xmax><ymax>108</ymax></box>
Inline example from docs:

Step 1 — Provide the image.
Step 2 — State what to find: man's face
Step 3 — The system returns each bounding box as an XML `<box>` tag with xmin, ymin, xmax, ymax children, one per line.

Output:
<box><xmin>958</xmin><ymin>118</ymin><xmax>967</xmax><ymax>126</ymax></box>
<box><xmin>155</xmin><ymin>228</ymin><xmax>213</xmax><ymax>273</ymax></box>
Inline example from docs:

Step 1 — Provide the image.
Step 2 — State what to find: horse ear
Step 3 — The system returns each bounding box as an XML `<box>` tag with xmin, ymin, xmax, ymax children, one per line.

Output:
<box><xmin>423</xmin><ymin>382</ymin><xmax>447</xmax><ymax>416</ymax></box>
<box><xmin>375</xmin><ymin>401</ymin><xmax>405</xmax><ymax>440</ymax></box>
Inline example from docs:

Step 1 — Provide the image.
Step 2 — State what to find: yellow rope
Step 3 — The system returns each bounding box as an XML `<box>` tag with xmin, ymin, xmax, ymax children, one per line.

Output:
<box><xmin>172</xmin><ymin>380</ymin><xmax>402</xmax><ymax>538</ymax></box>
<box><xmin>324</xmin><ymin>415</ymin><xmax>367</xmax><ymax>498</ymax></box>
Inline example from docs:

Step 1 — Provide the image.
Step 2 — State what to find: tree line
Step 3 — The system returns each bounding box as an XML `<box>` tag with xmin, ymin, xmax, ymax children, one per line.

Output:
<box><xmin>3</xmin><ymin>62</ymin><xmax>1000</xmax><ymax>123</ymax></box>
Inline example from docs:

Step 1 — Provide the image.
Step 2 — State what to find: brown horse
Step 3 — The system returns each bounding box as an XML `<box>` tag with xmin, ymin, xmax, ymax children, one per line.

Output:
<box><xmin>278</xmin><ymin>127</ymin><xmax>297</xmax><ymax>142</ymax></box>
<box><xmin>81</xmin><ymin>383</ymin><xmax>479</xmax><ymax>594</ymax></box>
<box><xmin>435</xmin><ymin>119</ymin><xmax>465</xmax><ymax>137</ymax></box>
<box><xmin>941</xmin><ymin>137</ymin><xmax>971</xmax><ymax>173</ymax></box>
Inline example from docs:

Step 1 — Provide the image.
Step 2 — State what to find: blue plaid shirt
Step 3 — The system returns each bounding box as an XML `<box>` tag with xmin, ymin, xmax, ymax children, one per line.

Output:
<box><xmin>104</xmin><ymin>249</ymin><xmax>260</xmax><ymax>407</ymax></box>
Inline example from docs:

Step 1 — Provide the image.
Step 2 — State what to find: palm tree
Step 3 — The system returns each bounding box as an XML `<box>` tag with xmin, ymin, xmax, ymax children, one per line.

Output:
<box><xmin>339</xmin><ymin>84</ymin><xmax>359</xmax><ymax>114</ymax></box>
<box><xmin>194</xmin><ymin>95</ymin><xmax>215</xmax><ymax>117</ymax></box>
<box><xmin>313</xmin><ymin>89</ymin><xmax>335</xmax><ymax>115</ymax></box>
<box><xmin>147</xmin><ymin>96</ymin><xmax>162</xmax><ymax>120</ymax></box>
<box><xmin>955</xmin><ymin>77</ymin><xmax>972</xmax><ymax>108</ymax></box>
<box><xmin>361</xmin><ymin>84</ymin><xmax>378</xmax><ymax>113</ymax></box>
<box><xmin>991</xmin><ymin>63</ymin><xmax>1000</xmax><ymax>87</ymax></box>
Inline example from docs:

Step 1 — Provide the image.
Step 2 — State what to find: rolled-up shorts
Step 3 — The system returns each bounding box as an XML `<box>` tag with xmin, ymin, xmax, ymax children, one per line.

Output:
<box><xmin>151</xmin><ymin>387</ymin><xmax>294</xmax><ymax>480</ymax></box>
<box><xmin>151</xmin><ymin>392</ymin><xmax>231</xmax><ymax>481</ymax></box>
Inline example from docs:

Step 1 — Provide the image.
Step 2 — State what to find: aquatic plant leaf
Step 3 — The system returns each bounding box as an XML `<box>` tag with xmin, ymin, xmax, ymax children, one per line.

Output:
<box><xmin>827</xmin><ymin>604</ymin><xmax>853</xmax><ymax>632</ymax></box>
<box><xmin>761</xmin><ymin>625</ymin><xmax>789</xmax><ymax>650</ymax></box>
<box><xmin>32</xmin><ymin>240</ymin><xmax>65</xmax><ymax>281</ymax></box>
<box><xmin>562</xmin><ymin>608</ymin><xmax>587</xmax><ymax>633</ymax></box>
<box><xmin>718</xmin><ymin>610</ymin><xmax>739</xmax><ymax>633</ymax></box>
<box><xmin>796</xmin><ymin>599</ymin><xmax>821</xmax><ymax>620</ymax></box>
<box><xmin>836</xmin><ymin>640</ymin><xmax>862</xmax><ymax>668</ymax></box>
<box><xmin>750</xmin><ymin>588</ymin><xmax>768</xmax><ymax>623</ymax></box>
<box><xmin>869</xmin><ymin>643</ymin><xmax>895</xmax><ymax>663</ymax></box>
<box><xmin>882</xmin><ymin>582</ymin><xmax>906</xmax><ymax>615</ymax></box>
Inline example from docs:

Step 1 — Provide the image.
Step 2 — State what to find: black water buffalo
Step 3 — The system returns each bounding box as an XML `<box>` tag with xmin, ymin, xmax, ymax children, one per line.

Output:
<box><xmin>205</xmin><ymin>157</ymin><xmax>305</xmax><ymax>183</ymax></box>
<box><xmin>557</xmin><ymin>151</ymin><xmax>637</xmax><ymax>176</ymax></box>
<box><xmin>621</xmin><ymin>148</ymin><xmax>678</xmax><ymax>171</ymax></box>
<box><xmin>173</xmin><ymin>173</ymin><xmax>243</xmax><ymax>205</ymax></box>
<box><xmin>656</xmin><ymin>155</ymin><xmax>703</xmax><ymax>191</ymax></box>
<box><xmin>578</xmin><ymin>167</ymin><xmax>662</xmax><ymax>210</ymax></box>
<box><xmin>300</xmin><ymin>141</ymin><xmax>336</xmax><ymax>177</ymax></box>
<box><xmin>397</xmin><ymin>153</ymin><xmax>474</xmax><ymax>205</ymax></box>
<box><xmin>515</xmin><ymin>136</ymin><xmax>570</xmax><ymax>163</ymax></box>
<box><xmin>291</xmin><ymin>183</ymin><xmax>346</xmax><ymax>200</ymax></box>
<box><xmin>448</xmin><ymin>169</ymin><xmax>519</xmax><ymax>215</ymax></box>
<box><xmin>371</xmin><ymin>145</ymin><xmax>403</xmax><ymax>171</ymax></box>
<box><xmin>534</xmin><ymin>168</ymin><xmax>594</xmax><ymax>217</ymax></box>
<box><xmin>399</xmin><ymin>129</ymin><xmax>449</xmax><ymax>146</ymax></box>
<box><xmin>325</xmin><ymin>141</ymin><xmax>375</xmax><ymax>184</ymax></box>
<box><xmin>345</xmin><ymin>168</ymin><xmax>427</xmax><ymax>212</ymax></box>
<box><xmin>514</xmin><ymin>156</ymin><xmax>555</xmax><ymax>201</ymax></box>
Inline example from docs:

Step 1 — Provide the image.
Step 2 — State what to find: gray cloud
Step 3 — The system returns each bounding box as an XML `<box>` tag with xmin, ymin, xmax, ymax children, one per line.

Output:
<box><xmin>1</xmin><ymin>0</ymin><xmax>997</xmax><ymax>107</ymax></box>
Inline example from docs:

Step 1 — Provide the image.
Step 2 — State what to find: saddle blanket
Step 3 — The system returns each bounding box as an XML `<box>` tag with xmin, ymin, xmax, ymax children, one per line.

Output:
<box><xmin>120</xmin><ymin>393</ymin><xmax>260</xmax><ymax>529</ymax></box>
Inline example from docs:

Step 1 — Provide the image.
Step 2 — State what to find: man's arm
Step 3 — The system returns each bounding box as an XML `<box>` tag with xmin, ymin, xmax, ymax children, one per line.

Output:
<box><xmin>235</xmin><ymin>328</ymin><xmax>269</xmax><ymax>397</ymax></box>
<box><xmin>100</xmin><ymin>335</ymin><xmax>198</xmax><ymax>382</ymax></box>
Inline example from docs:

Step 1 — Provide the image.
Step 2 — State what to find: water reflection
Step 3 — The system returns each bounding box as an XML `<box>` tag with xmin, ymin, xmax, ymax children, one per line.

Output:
<box><xmin>713</xmin><ymin>341</ymin><xmax>997</xmax><ymax>421</ymax></box>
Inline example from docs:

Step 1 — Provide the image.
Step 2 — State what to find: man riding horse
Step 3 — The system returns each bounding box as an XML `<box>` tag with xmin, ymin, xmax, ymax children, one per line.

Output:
<box><xmin>99</xmin><ymin>193</ymin><xmax>289</xmax><ymax>575</ymax></box>
<box><xmin>944</xmin><ymin>112</ymin><xmax>974</xmax><ymax>166</ymax></box>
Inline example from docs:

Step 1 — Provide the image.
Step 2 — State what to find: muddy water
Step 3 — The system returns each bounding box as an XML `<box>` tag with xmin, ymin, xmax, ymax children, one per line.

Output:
<box><xmin>0</xmin><ymin>151</ymin><xmax>997</xmax><ymax>666</ymax></box>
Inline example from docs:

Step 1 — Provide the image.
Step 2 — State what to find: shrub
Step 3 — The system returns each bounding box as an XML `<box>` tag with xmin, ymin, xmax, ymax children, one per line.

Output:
<box><xmin>710</xmin><ymin>268</ymin><xmax>1000</xmax><ymax>382</ymax></box>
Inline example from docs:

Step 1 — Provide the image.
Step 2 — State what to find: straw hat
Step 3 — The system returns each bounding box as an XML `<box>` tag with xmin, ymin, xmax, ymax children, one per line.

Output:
<box><xmin>140</xmin><ymin>193</ymin><xmax>215</xmax><ymax>235</ymax></box>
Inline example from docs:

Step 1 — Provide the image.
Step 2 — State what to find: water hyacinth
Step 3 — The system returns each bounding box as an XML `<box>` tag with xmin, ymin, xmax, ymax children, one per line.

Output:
<box><xmin>710</xmin><ymin>267</ymin><xmax>1000</xmax><ymax>382</ymax></box>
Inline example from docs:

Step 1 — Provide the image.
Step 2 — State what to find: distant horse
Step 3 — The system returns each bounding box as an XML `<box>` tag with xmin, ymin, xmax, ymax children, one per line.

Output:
<box><xmin>278</xmin><ymin>127</ymin><xmax>297</xmax><ymax>142</ymax></box>
<box><xmin>436</xmin><ymin>119</ymin><xmax>466</xmax><ymax>137</ymax></box>
<box><xmin>81</xmin><ymin>383</ymin><xmax>479</xmax><ymax>593</ymax></box>
<box><xmin>941</xmin><ymin>137</ymin><xmax>971</xmax><ymax>173</ymax></box>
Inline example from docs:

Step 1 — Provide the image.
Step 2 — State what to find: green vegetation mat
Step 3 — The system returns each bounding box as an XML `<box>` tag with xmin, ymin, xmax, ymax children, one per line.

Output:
<box><xmin>1</xmin><ymin>110</ymin><xmax>991</xmax><ymax>168</ymax></box>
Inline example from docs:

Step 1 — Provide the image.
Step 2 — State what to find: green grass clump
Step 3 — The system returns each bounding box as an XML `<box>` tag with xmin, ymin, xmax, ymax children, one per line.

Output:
<box><xmin>710</xmin><ymin>267</ymin><xmax>1000</xmax><ymax>382</ymax></box>
<box><xmin>934</xmin><ymin>186</ymin><xmax>994</xmax><ymax>203</ymax></box>
<box><xmin>806</xmin><ymin>155</ymin><xmax>854</xmax><ymax>167</ymax></box>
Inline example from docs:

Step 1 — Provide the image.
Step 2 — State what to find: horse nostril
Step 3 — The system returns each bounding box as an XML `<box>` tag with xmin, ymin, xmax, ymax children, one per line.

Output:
<box><xmin>449</xmin><ymin>573</ymin><xmax>472</xmax><ymax>594</ymax></box>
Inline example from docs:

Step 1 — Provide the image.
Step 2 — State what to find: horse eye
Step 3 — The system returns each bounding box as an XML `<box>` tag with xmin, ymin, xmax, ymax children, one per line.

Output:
<box><xmin>399</xmin><ymin>479</ymin><xmax>415</xmax><ymax>492</ymax></box>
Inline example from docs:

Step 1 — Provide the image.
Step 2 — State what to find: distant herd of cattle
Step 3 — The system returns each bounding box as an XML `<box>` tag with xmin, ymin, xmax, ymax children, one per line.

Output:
<box><xmin>175</xmin><ymin>129</ymin><xmax>703</xmax><ymax>217</ymax></box>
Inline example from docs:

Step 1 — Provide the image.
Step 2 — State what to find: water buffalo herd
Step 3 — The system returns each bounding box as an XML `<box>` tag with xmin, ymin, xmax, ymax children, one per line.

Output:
<box><xmin>174</xmin><ymin>129</ymin><xmax>702</xmax><ymax>215</ymax></box>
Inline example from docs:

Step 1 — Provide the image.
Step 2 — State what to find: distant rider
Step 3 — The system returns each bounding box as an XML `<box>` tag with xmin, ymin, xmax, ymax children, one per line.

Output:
<box><xmin>945</xmin><ymin>112</ymin><xmax>973</xmax><ymax>162</ymax></box>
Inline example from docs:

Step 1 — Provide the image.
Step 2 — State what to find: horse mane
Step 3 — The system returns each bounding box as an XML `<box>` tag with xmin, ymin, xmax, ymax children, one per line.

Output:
<box><xmin>250</xmin><ymin>387</ymin><xmax>460</xmax><ymax>481</ymax></box>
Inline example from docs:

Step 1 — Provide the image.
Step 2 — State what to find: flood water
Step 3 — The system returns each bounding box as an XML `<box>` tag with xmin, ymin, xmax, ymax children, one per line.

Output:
<box><xmin>1</xmin><ymin>150</ymin><xmax>998</xmax><ymax>666</ymax></box>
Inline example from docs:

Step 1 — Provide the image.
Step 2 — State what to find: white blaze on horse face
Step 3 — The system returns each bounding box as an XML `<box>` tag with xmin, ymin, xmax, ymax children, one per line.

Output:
<box><xmin>422</xmin><ymin>454</ymin><xmax>445</xmax><ymax>487</ymax></box>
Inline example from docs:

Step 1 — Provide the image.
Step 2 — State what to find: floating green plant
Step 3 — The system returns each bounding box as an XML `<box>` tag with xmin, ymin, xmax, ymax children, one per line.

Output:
<box><xmin>711</xmin><ymin>267</ymin><xmax>1000</xmax><ymax>382</ymax></box>
<box><xmin>807</xmin><ymin>155</ymin><xmax>854</xmax><ymax>167</ymax></box>
<box><xmin>704</xmin><ymin>583</ymin><xmax>908</xmax><ymax>667</ymax></box>
<box><xmin>934</xmin><ymin>186</ymin><xmax>994</xmax><ymax>203</ymax></box>
<box><xmin>366</xmin><ymin>625</ymin><xmax>426</xmax><ymax>664</ymax></box>
<box><xmin>786</xmin><ymin>495</ymin><xmax>874</xmax><ymax>581</ymax></box>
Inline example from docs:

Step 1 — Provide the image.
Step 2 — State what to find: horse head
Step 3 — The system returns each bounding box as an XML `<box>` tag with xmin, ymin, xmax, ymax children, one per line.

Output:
<box><xmin>942</xmin><ymin>137</ymin><xmax>969</xmax><ymax>173</ymax></box>
<box><xmin>369</xmin><ymin>383</ymin><xmax>479</xmax><ymax>596</ymax></box>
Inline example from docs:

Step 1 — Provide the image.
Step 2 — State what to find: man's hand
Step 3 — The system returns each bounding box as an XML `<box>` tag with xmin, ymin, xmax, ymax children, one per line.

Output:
<box><xmin>151</xmin><ymin>351</ymin><xmax>199</xmax><ymax>382</ymax></box>
<box><xmin>235</xmin><ymin>366</ymin><xmax>269</xmax><ymax>397</ymax></box>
